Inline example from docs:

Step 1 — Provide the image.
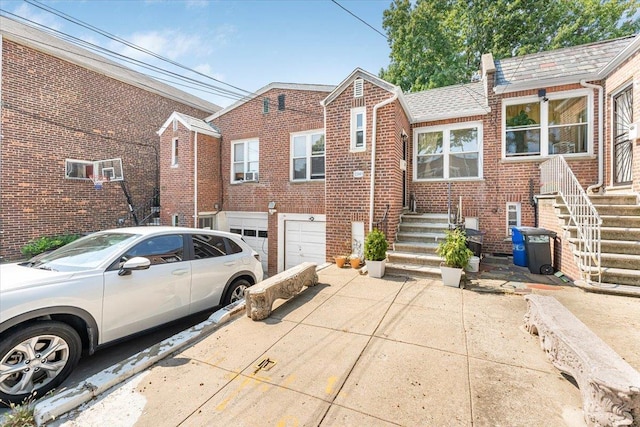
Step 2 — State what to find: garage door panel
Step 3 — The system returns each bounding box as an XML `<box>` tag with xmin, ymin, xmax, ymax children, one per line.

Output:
<box><xmin>285</xmin><ymin>219</ymin><xmax>326</xmax><ymax>270</ymax></box>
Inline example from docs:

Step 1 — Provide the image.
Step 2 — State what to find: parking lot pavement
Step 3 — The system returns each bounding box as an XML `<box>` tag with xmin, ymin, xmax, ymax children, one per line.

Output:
<box><xmin>38</xmin><ymin>264</ymin><xmax>640</xmax><ymax>426</ymax></box>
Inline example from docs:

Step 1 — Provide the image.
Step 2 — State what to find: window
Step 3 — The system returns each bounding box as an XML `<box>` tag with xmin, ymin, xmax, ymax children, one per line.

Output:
<box><xmin>198</xmin><ymin>216</ymin><xmax>214</xmax><ymax>229</ymax></box>
<box><xmin>65</xmin><ymin>159</ymin><xmax>94</xmax><ymax>180</ymax></box>
<box><xmin>350</xmin><ymin>107</ymin><xmax>366</xmax><ymax>151</ymax></box>
<box><xmin>506</xmin><ymin>203</ymin><xmax>521</xmax><ymax>236</ymax></box>
<box><xmin>124</xmin><ymin>235</ymin><xmax>184</xmax><ymax>265</ymax></box>
<box><xmin>278</xmin><ymin>94</ymin><xmax>285</xmax><ymax>111</ymax></box>
<box><xmin>354</xmin><ymin>79</ymin><xmax>364</xmax><ymax>98</ymax></box>
<box><xmin>172</xmin><ymin>214</ymin><xmax>179</xmax><ymax>227</ymax></box>
<box><xmin>291</xmin><ymin>130</ymin><xmax>325</xmax><ymax>181</ymax></box>
<box><xmin>192</xmin><ymin>234</ymin><xmax>228</xmax><ymax>258</ymax></box>
<box><xmin>171</xmin><ymin>138</ymin><xmax>179</xmax><ymax>166</ymax></box>
<box><xmin>504</xmin><ymin>90</ymin><xmax>591</xmax><ymax>158</ymax></box>
<box><xmin>231</xmin><ymin>139</ymin><xmax>259</xmax><ymax>182</ymax></box>
<box><xmin>414</xmin><ymin>122</ymin><xmax>482</xmax><ymax>180</ymax></box>
<box><xmin>263</xmin><ymin>98</ymin><xmax>269</xmax><ymax>114</ymax></box>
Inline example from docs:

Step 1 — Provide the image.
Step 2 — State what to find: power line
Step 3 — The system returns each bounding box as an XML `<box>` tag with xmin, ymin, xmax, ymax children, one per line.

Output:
<box><xmin>330</xmin><ymin>0</ymin><xmax>388</xmax><ymax>41</ymax></box>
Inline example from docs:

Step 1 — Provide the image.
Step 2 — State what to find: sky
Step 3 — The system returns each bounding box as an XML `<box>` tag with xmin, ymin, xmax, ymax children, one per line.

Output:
<box><xmin>1</xmin><ymin>0</ymin><xmax>394</xmax><ymax>108</ymax></box>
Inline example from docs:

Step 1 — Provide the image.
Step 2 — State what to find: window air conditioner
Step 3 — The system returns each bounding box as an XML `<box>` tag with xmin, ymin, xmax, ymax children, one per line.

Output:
<box><xmin>244</xmin><ymin>172</ymin><xmax>258</xmax><ymax>181</ymax></box>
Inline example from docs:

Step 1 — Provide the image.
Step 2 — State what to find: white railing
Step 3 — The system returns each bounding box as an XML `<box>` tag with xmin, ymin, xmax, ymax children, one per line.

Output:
<box><xmin>540</xmin><ymin>155</ymin><xmax>602</xmax><ymax>285</ymax></box>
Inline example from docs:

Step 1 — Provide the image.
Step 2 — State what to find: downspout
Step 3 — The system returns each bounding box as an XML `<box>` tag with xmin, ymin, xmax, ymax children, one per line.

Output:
<box><xmin>580</xmin><ymin>80</ymin><xmax>604</xmax><ymax>193</ymax></box>
<box><xmin>194</xmin><ymin>131</ymin><xmax>198</xmax><ymax>227</ymax></box>
<box><xmin>369</xmin><ymin>89</ymin><xmax>399</xmax><ymax>232</ymax></box>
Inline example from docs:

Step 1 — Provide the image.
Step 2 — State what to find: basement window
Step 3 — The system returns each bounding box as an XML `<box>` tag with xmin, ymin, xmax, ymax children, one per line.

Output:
<box><xmin>506</xmin><ymin>202</ymin><xmax>521</xmax><ymax>236</ymax></box>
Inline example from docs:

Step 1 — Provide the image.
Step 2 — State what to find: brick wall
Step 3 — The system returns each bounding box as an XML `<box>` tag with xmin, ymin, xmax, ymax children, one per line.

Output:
<box><xmin>537</xmin><ymin>196</ymin><xmax>580</xmax><ymax>280</ymax></box>
<box><xmin>1</xmin><ymin>40</ymin><xmax>212</xmax><ymax>260</ymax></box>
<box><xmin>325</xmin><ymin>80</ymin><xmax>406</xmax><ymax>259</ymax></box>
<box><xmin>604</xmin><ymin>49</ymin><xmax>639</xmax><ymax>192</ymax></box>
<box><xmin>210</xmin><ymin>88</ymin><xmax>328</xmax><ymax>273</ymax></box>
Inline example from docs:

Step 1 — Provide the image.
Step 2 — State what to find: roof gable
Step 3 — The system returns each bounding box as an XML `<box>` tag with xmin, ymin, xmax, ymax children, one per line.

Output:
<box><xmin>157</xmin><ymin>112</ymin><xmax>221</xmax><ymax>137</ymax></box>
<box><xmin>321</xmin><ymin>68</ymin><xmax>398</xmax><ymax>106</ymax></box>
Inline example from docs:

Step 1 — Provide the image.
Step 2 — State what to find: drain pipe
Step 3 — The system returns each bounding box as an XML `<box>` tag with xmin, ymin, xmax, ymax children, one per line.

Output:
<box><xmin>369</xmin><ymin>89</ymin><xmax>399</xmax><ymax>231</ymax></box>
<box><xmin>580</xmin><ymin>80</ymin><xmax>604</xmax><ymax>194</ymax></box>
<box><xmin>194</xmin><ymin>131</ymin><xmax>198</xmax><ymax>227</ymax></box>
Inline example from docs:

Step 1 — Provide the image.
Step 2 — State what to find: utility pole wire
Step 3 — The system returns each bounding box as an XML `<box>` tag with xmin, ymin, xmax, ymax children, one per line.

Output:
<box><xmin>330</xmin><ymin>0</ymin><xmax>388</xmax><ymax>41</ymax></box>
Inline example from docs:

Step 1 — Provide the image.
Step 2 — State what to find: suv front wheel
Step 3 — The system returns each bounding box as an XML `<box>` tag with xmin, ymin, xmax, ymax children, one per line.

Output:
<box><xmin>0</xmin><ymin>321</ymin><xmax>81</xmax><ymax>404</ymax></box>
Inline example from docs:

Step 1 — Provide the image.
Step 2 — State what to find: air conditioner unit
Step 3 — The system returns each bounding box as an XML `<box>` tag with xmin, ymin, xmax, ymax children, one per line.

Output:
<box><xmin>629</xmin><ymin>122</ymin><xmax>639</xmax><ymax>140</ymax></box>
<box><xmin>244</xmin><ymin>172</ymin><xmax>258</xmax><ymax>181</ymax></box>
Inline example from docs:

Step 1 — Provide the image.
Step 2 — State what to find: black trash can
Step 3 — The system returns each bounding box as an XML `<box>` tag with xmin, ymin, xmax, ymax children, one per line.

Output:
<box><xmin>519</xmin><ymin>228</ymin><xmax>557</xmax><ymax>275</ymax></box>
<box><xmin>465</xmin><ymin>229</ymin><xmax>484</xmax><ymax>258</ymax></box>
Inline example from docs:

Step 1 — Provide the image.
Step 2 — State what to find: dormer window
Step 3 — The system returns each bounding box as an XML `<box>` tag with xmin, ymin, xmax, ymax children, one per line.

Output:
<box><xmin>354</xmin><ymin>79</ymin><xmax>364</xmax><ymax>98</ymax></box>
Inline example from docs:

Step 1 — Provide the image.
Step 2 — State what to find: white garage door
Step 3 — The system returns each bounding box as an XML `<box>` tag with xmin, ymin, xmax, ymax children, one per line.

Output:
<box><xmin>227</xmin><ymin>213</ymin><xmax>268</xmax><ymax>273</ymax></box>
<box><xmin>285</xmin><ymin>220</ymin><xmax>326</xmax><ymax>270</ymax></box>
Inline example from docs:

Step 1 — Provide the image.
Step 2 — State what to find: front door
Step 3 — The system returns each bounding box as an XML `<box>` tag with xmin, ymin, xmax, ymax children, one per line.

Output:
<box><xmin>613</xmin><ymin>86</ymin><xmax>633</xmax><ymax>185</ymax></box>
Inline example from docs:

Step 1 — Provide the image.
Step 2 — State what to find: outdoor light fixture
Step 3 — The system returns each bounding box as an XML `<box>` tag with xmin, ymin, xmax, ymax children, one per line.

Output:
<box><xmin>268</xmin><ymin>201</ymin><xmax>277</xmax><ymax>215</ymax></box>
<box><xmin>538</xmin><ymin>88</ymin><xmax>548</xmax><ymax>102</ymax></box>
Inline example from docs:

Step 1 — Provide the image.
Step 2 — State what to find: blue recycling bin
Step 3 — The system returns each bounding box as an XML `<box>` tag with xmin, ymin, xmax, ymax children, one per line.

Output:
<box><xmin>511</xmin><ymin>226</ymin><xmax>530</xmax><ymax>267</ymax></box>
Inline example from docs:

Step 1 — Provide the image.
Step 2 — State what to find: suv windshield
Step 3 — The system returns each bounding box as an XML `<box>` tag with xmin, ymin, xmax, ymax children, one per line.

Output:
<box><xmin>25</xmin><ymin>232</ymin><xmax>139</xmax><ymax>272</ymax></box>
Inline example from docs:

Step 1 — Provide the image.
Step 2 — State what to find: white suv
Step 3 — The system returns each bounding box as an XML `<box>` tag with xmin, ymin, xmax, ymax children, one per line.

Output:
<box><xmin>0</xmin><ymin>226</ymin><xmax>263</xmax><ymax>403</ymax></box>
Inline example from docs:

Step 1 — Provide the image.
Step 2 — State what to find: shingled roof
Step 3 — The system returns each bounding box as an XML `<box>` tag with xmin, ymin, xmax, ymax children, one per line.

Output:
<box><xmin>404</xmin><ymin>81</ymin><xmax>490</xmax><ymax>122</ymax></box>
<box><xmin>495</xmin><ymin>35</ymin><xmax>637</xmax><ymax>91</ymax></box>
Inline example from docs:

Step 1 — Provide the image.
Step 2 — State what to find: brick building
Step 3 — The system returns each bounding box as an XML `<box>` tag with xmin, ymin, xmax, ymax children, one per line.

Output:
<box><xmin>160</xmin><ymin>34</ymin><xmax>639</xmax><ymax>292</ymax></box>
<box><xmin>0</xmin><ymin>16</ymin><xmax>220</xmax><ymax>260</ymax></box>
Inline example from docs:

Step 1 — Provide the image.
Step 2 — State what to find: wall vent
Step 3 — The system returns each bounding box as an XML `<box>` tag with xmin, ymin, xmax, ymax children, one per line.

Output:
<box><xmin>354</xmin><ymin>79</ymin><xmax>364</xmax><ymax>98</ymax></box>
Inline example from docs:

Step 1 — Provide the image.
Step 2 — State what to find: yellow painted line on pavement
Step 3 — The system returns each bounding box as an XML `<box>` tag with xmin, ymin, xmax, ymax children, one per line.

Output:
<box><xmin>325</xmin><ymin>376</ymin><xmax>338</xmax><ymax>395</ymax></box>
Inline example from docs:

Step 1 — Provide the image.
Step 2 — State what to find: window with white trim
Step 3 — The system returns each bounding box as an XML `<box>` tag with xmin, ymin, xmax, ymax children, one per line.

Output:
<box><xmin>171</xmin><ymin>138</ymin><xmax>179</xmax><ymax>167</ymax></box>
<box><xmin>231</xmin><ymin>139</ymin><xmax>259</xmax><ymax>182</ymax></box>
<box><xmin>172</xmin><ymin>214</ymin><xmax>179</xmax><ymax>227</ymax></box>
<box><xmin>504</xmin><ymin>90</ymin><xmax>591</xmax><ymax>158</ymax></box>
<box><xmin>350</xmin><ymin>107</ymin><xmax>366</xmax><ymax>151</ymax></box>
<box><xmin>65</xmin><ymin>159</ymin><xmax>94</xmax><ymax>180</ymax></box>
<box><xmin>506</xmin><ymin>202</ymin><xmax>521</xmax><ymax>236</ymax></box>
<box><xmin>291</xmin><ymin>130</ymin><xmax>325</xmax><ymax>181</ymax></box>
<box><xmin>414</xmin><ymin>122</ymin><xmax>482</xmax><ymax>180</ymax></box>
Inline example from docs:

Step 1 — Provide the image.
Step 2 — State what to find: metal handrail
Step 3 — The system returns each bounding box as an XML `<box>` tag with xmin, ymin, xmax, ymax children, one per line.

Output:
<box><xmin>540</xmin><ymin>155</ymin><xmax>602</xmax><ymax>284</ymax></box>
<box><xmin>373</xmin><ymin>203</ymin><xmax>390</xmax><ymax>236</ymax></box>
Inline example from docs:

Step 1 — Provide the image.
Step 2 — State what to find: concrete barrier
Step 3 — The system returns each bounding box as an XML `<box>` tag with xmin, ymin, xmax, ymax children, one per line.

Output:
<box><xmin>524</xmin><ymin>294</ymin><xmax>640</xmax><ymax>427</ymax></box>
<box><xmin>245</xmin><ymin>262</ymin><xmax>318</xmax><ymax>321</ymax></box>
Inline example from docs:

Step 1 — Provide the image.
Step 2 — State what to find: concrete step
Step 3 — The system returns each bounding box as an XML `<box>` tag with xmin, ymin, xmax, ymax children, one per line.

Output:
<box><xmin>573</xmin><ymin>279</ymin><xmax>640</xmax><ymax>298</ymax></box>
<box><xmin>571</xmin><ymin>250</ymin><xmax>640</xmax><ymax>270</ymax></box>
<box><xmin>386</xmin><ymin>251</ymin><xmax>442</xmax><ymax>268</ymax></box>
<box><xmin>393</xmin><ymin>241</ymin><xmax>439</xmax><ymax>255</ymax></box>
<box><xmin>384</xmin><ymin>261</ymin><xmax>442</xmax><ymax>279</ymax></box>
<box><xmin>568</xmin><ymin>238</ymin><xmax>640</xmax><ymax>256</ymax></box>
<box><xmin>396</xmin><ymin>231</ymin><xmax>446</xmax><ymax>244</ymax></box>
<box><xmin>555</xmin><ymin>204</ymin><xmax>640</xmax><ymax>216</ymax></box>
<box><xmin>564</xmin><ymin>226</ymin><xmax>640</xmax><ymax>241</ymax></box>
<box><xmin>400</xmin><ymin>213</ymin><xmax>450</xmax><ymax>224</ymax></box>
<box><xmin>580</xmin><ymin>264</ymin><xmax>640</xmax><ymax>287</ymax></box>
<box><xmin>555</xmin><ymin>194</ymin><xmax>638</xmax><ymax>206</ymax></box>
<box><xmin>557</xmin><ymin>214</ymin><xmax>640</xmax><ymax>228</ymax></box>
<box><xmin>398</xmin><ymin>223</ymin><xmax>449</xmax><ymax>234</ymax></box>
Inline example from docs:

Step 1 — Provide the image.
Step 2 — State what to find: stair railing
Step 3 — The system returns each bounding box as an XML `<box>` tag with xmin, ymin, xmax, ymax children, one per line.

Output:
<box><xmin>540</xmin><ymin>155</ymin><xmax>601</xmax><ymax>285</ymax></box>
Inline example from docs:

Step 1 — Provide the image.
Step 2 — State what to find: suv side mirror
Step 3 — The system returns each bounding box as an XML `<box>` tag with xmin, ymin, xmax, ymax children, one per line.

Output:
<box><xmin>118</xmin><ymin>256</ymin><xmax>151</xmax><ymax>276</ymax></box>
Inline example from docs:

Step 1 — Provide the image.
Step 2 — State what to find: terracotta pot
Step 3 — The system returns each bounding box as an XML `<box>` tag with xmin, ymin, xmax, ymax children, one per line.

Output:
<box><xmin>335</xmin><ymin>256</ymin><xmax>347</xmax><ymax>268</ymax></box>
<box><xmin>349</xmin><ymin>257</ymin><xmax>361</xmax><ymax>269</ymax></box>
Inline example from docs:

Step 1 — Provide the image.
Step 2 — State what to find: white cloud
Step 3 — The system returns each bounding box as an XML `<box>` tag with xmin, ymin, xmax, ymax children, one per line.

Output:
<box><xmin>108</xmin><ymin>29</ymin><xmax>211</xmax><ymax>61</ymax></box>
<box><xmin>212</xmin><ymin>23</ymin><xmax>236</xmax><ymax>46</ymax></box>
<box><xmin>11</xmin><ymin>3</ymin><xmax>64</xmax><ymax>31</ymax></box>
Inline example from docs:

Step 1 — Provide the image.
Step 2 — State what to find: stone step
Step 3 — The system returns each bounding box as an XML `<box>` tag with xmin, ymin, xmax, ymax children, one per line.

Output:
<box><xmin>396</xmin><ymin>231</ymin><xmax>446</xmax><ymax>244</ymax></box>
<box><xmin>393</xmin><ymin>241</ymin><xmax>439</xmax><ymax>255</ymax></box>
<box><xmin>400</xmin><ymin>213</ymin><xmax>450</xmax><ymax>224</ymax></box>
<box><xmin>386</xmin><ymin>251</ymin><xmax>442</xmax><ymax>268</ymax></box>
<box><xmin>568</xmin><ymin>238</ymin><xmax>640</xmax><ymax>256</ymax></box>
<box><xmin>596</xmin><ymin>267</ymin><xmax>640</xmax><ymax>287</ymax></box>
<box><xmin>571</xmin><ymin>249</ymin><xmax>640</xmax><ymax>270</ymax></box>
<box><xmin>555</xmin><ymin>204</ymin><xmax>640</xmax><ymax>216</ymax></box>
<box><xmin>398</xmin><ymin>223</ymin><xmax>449</xmax><ymax>234</ymax></box>
<box><xmin>384</xmin><ymin>262</ymin><xmax>442</xmax><ymax>279</ymax></box>
<box><xmin>574</xmin><ymin>279</ymin><xmax>640</xmax><ymax>298</ymax></box>
<box><xmin>557</xmin><ymin>214</ymin><xmax>640</xmax><ymax>228</ymax></box>
<box><xmin>564</xmin><ymin>226</ymin><xmax>640</xmax><ymax>241</ymax></box>
<box><xmin>555</xmin><ymin>194</ymin><xmax>638</xmax><ymax>206</ymax></box>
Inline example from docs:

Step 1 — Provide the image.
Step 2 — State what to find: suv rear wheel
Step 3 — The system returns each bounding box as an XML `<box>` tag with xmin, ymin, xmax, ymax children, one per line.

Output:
<box><xmin>0</xmin><ymin>321</ymin><xmax>81</xmax><ymax>404</ymax></box>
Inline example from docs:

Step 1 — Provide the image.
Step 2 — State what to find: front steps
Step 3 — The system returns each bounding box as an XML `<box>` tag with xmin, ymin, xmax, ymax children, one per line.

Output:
<box><xmin>386</xmin><ymin>213</ymin><xmax>447</xmax><ymax>279</ymax></box>
<box><xmin>555</xmin><ymin>193</ymin><xmax>640</xmax><ymax>293</ymax></box>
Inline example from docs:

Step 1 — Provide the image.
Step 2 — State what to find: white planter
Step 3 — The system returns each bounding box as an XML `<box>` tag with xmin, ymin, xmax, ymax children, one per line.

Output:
<box><xmin>465</xmin><ymin>256</ymin><xmax>480</xmax><ymax>273</ymax></box>
<box><xmin>440</xmin><ymin>264</ymin><xmax>463</xmax><ymax>288</ymax></box>
<box><xmin>366</xmin><ymin>259</ymin><xmax>386</xmax><ymax>278</ymax></box>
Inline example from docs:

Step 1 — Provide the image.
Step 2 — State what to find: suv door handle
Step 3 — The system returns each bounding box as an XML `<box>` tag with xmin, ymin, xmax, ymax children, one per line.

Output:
<box><xmin>172</xmin><ymin>269</ymin><xmax>189</xmax><ymax>276</ymax></box>
<box><xmin>224</xmin><ymin>261</ymin><xmax>236</xmax><ymax>267</ymax></box>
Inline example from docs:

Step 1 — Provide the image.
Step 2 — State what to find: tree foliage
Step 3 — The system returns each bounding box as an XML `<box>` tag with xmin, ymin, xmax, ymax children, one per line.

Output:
<box><xmin>380</xmin><ymin>0</ymin><xmax>640</xmax><ymax>92</ymax></box>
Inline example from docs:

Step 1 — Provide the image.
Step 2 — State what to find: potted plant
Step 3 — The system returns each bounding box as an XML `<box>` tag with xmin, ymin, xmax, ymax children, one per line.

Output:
<box><xmin>334</xmin><ymin>240</ymin><xmax>350</xmax><ymax>268</ymax></box>
<box><xmin>349</xmin><ymin>239</ymin><xmax>363</xmax><ymax>269</ymax></box>
<box><xmin>436</xmin><ymin>228</ymin><xmax>474</xmax><ymax>287</ymax></box>
<box><xmin>364</xmin><ymin>228</ymin><xmax>388</xmax><ymax>278</ymax></box>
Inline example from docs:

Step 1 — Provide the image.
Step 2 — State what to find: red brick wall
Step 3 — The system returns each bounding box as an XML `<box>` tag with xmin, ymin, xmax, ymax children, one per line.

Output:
<box><xmin>210</xmin><ymin>88</ymin><xmax>328</xmax><ymax>273</ymax></box>
<box><xmin>604</xmin><ymin>49</ymin><xmax>640</xmax><ymax>192</ymax></box>
<box><xmin>408</xmin><ymin>80</ymin><xmax>600</xmax><ymax>255</ymax></box>
<box><xmin>325</xmin><ymin>80</ymin><xmax>405</xmax><ymax>258</ymax></box>
<box><xmin>537</xmin><ymin>196</ymin><xmax>580</xmax><ymax>280</ymax></box>
<box><xmin>1</xmin><ymin>40</ymin><xmax>212</xmax><ymax>260</ymax></box>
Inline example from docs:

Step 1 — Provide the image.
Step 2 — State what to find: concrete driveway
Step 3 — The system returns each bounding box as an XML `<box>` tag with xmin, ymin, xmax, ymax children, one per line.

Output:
<box><xmin>42</xmin><ymin>265</ymin><xmax>640</xmax><ymax>426</ymax></box>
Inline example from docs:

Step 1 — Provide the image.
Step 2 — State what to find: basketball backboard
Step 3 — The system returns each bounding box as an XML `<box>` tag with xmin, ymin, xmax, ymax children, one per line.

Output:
<box><xmin>94</xmin><ymin>158</ymin><xmax>124</xmax><ymax>182</ymax></box>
